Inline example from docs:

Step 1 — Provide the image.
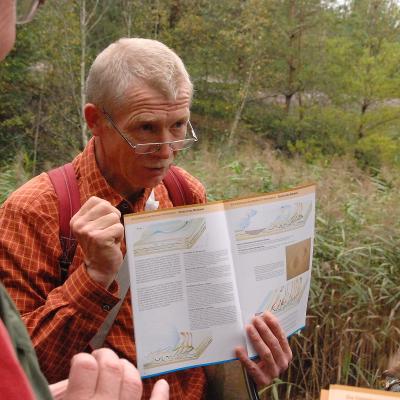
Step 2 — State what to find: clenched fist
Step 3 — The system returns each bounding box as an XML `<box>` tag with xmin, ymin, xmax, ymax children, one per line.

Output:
<box><xmin>50</xmin><ymin>349</ymin><xmax>170</xmax><ymax>400</ymax></box>
<box><xmin>70</xmin><ymin>196</ymin><xmax>124</xmax><ymax>288</ymax></box>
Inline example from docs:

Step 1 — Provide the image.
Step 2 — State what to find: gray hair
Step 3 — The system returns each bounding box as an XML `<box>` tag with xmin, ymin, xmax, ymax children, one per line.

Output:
<box><xmin>86</xmin><ymin>38</ymin><xmax>193</xmax><ymax>112</ymax></box>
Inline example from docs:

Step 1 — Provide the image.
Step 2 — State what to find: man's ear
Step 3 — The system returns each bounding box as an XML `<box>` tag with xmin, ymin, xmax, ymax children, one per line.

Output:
<box><xmin>84</xmin><ymin>104</ymin><xmax>104</xmax><ymax>136</ymax></box>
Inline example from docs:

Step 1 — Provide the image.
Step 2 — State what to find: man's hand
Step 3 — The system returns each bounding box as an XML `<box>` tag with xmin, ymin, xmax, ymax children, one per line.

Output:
<box><xmin>236</xmin><ymin>311</ymin><xmax>292</xmax><ymax>387</ymax></box>
<box><xmin>70</xmin><ymin>196</ymin><xmax>124</xmax><ymax>288</ymax></box>
<box><xmin>50</xmin><ymin>349</ymin><xmax>169</xmax><ymax>400</ymax></box>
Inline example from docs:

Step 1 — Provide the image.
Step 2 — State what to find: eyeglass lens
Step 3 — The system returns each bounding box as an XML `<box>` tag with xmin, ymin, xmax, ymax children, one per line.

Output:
<box><xmin>135</xmin><ymin>139</ymin><xmax>195</xmax><ymax>154</ymax></box>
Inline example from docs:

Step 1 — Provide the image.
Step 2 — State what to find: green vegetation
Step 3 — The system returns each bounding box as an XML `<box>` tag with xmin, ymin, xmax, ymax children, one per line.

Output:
<box><xmin>179</xmin><ymin>143</ymin><xmax>400</xmax><ymax>399</ymax></box>
<box><xmin>1</xmin><ymin>0</ymin><xmax>400</xmax><ymax>398</ymax></box>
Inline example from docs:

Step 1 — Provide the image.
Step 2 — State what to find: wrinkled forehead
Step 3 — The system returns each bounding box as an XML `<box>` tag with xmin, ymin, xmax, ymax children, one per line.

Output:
<box><xmin>111</xmin><ymin>83</ymin><xmax>192</xmax><ymax>122</ymax></box>
<box><xmin>115</xmin><ymin>85</ymin><xmax>192</xmax><ymax>111</ymax></box>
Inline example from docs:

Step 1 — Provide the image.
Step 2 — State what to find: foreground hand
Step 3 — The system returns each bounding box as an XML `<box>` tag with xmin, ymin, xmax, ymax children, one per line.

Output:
<box><xmin>70</xmin><ymin>196</ymin><xmax>124</xmax><ymax>288</ymax></box>
<box><xmin>50</xmin><ymin>348</ymin><xmax>169</xmax><ymax>400</ymax></box>
<box><xmin>236</xmin><ymin>311</ymin><xmax>292</xmax><ymax>387</ymax></box>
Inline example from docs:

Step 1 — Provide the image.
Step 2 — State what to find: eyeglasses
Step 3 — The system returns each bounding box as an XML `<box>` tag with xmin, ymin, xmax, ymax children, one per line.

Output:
<box><xmin>16</xmin><ymin>0</ymin><xmax>42</xmax><ymax>25</ymax></box>
<box><xmin>102</xmin><ymin>109</ymin><xmax>198</xmax><ymax>155</ymax></box>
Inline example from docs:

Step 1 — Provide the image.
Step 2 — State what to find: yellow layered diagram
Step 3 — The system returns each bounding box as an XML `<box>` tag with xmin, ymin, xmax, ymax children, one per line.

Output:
<box><xmin>256</xmin><ymin>276</ymin><xmax>308</xmax><ymax>315</ymax></box>
<box><xmin>235</xmin><ymin>201</ymin><xmax>312</xmax><ymax>241</ymax></box>
<box><xmin>144</xmin><ymin>331</ymin><xmax>213</xmax><ymax>370</ymax></box>
<box><xmin>134</xmin><ymin>218</ymin><xmax>206</xmax><ymax>256</ymax></box>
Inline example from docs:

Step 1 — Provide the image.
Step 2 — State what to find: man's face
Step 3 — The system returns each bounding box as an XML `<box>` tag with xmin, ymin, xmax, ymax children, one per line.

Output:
<box><xmin>94</xmin><ymin>84</ymin><xmax>192</xmax><ymax>197</ymax></box>
<box><xmin>0</xmin><ymin>0</ymin><xmax>16</xmax><ymax>61</ymax></box>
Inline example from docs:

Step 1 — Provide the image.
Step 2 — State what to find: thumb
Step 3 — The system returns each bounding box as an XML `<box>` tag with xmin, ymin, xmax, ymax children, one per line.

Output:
<box><xmin>149</xmin><ymin>379</ymin><xmax>169</xmax><ymax>400</ymax></box>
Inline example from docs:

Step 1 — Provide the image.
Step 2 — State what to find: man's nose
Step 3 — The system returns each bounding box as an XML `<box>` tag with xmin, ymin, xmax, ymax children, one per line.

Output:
<box><xmin>154</xmin><ymin>142</ymin><xmax>173</xmax><ymax>159</ymax></box>
<box><xmin>154</xmin><ymin>128</ymin><xmax>175</xmax><ymax>158</ymax></box>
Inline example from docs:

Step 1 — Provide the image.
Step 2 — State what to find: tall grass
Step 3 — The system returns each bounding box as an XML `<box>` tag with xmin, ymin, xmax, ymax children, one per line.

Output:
<box><xmin>0</xmin><ymin>151</ymin><xmax>33</xmax><ymax>204</ymax></box>
<box><xmin>178</xmin><ymin>140</ymin><xmax>400</xmax><ymax>399</ymax></box>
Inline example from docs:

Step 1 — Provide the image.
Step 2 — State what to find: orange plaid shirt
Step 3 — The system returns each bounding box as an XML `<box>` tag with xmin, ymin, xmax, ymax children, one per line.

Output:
<box><xmin>0</xmin><ymin>138</ymin><xmax>207</xmax><ymax>399</ymax></box>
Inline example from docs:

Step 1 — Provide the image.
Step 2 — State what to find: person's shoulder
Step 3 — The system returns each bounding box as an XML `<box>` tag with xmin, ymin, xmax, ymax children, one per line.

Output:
<box><xmin>1</xmin><ymin>172</ymin><xmax>57</xmax><ymax>215</ymax></box>
<box><xmin>172</xmin><ymin>166</ymin><xmax>206</xmax><ymax>204</ymax></box>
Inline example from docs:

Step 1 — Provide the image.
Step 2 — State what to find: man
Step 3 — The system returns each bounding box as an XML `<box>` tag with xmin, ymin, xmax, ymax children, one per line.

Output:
<box><xmin>0</xmin><ymin>1</ymin><xmax>168</xmax><ymax>399</ymax></box>
<box><xmin>0</xmin><ymin>11</ymin><xmax>292</xmax><ymax>400</ymax></box>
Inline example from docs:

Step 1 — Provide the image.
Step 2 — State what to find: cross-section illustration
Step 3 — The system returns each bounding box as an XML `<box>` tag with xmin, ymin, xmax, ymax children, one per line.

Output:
<box><xmin>235</xmin><ymin>201</ymin><xmax>312</xmax><ymax>241</ymax></box>
<box><xmin>134</xmin><ymin>218</ymin><xmax>206</xmax><ymax>256</ymax></box>
<box><xmin>256</xmin><ymin>276</ymin><xmax>308</xmax><ymax>315</ymax></box>
<box><xmin>143</xmin><ymin>331</ymin><xmax>213</xmax><ymax>370</ymax></box>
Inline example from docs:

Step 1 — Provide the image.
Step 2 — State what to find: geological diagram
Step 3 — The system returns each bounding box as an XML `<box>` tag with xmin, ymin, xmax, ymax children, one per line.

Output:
<box><xmin>144</xmin><ymin>330</ymin><xmax>213</xmax><ymax>370</ymax></box>
<box><xmin>134</xmin><ymin>218</ymin><xmax>206</xmax><ymax>256</ymax></box>
<box><xmin>235</xmin><ymin>201</ymin><xmax>312</xmax><ymax>241</ymax></box>
<box><xmin>256</xmin><ymin>276</ymin><xmax>308</xmax><ymax>315</ymax></box>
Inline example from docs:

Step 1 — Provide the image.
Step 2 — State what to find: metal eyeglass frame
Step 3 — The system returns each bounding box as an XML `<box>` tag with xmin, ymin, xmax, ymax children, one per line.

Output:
<box><xmin>102</xmin><ymin>108</ymin><xmax>198</xmax><ymax>155</ymax></box>
<box><xmin>16</xmin><ymin>0</ymin><xmax>42</xmax><ymax>25</ymax></box>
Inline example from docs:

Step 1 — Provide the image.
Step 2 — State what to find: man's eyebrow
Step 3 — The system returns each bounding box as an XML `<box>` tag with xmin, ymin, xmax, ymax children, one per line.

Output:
<box><xmin>127</xmin><ymin>113</ymin><xmax>191</xmax><ymax>124</ymax></box>
<box><xmin>128</xmin><ymin>115</ymin><xmax>158</xmax><ymax>123</ymax></box>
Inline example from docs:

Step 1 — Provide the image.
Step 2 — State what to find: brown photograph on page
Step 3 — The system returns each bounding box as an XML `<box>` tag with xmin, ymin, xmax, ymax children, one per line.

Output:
<box><xmin>286</xmin><ymin>238</ymin><xmax>312</xmax><ymax>280</ymax></box>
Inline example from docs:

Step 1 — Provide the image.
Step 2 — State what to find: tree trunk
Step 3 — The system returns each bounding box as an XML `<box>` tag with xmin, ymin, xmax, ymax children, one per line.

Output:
<box><xmin>228</xmin><ymin>61</ymin><xmax>255</xmax><ymax>146</ymax></box>
<box><xmin>122</xmin><ymin>0</ymin><xmax>133</xmax><ymax>36</ymax></box>
<box><xmin>33</xmin><ymin>78</ymin><xmax>44</xmax><ymax>176</ymax></box>
<box><xmin>285</xmin><ymin>0</ymin><xmax>297</xmax><ymax>114</ymax></box>
<box><xmin>358</xmin><ymin>100</ymin><xmax>369</xmax><ymax>139</ymax></box>
<box><xmin>80</xmin><ymin>0</ymin><xmax>88</xmax><ymax>148</ymax></box>
<box><xmin>153</xmin><ymin>0</ymin><xmax>160</xmax><ymax>39</ymax></box>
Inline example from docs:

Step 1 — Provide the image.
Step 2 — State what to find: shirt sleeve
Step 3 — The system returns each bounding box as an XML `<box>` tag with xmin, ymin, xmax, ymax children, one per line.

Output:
<box><xmin>0</xmin><ymin>182</ymin><xmax>120</xmax><ymax>383</ymax></box>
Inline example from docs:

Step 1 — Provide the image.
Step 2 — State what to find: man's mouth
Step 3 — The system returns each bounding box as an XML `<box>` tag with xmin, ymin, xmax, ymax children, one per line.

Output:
<box><xmin>146</xmin><ymin>165</ymin><xmax>168</xmax><ymax>170</ymax></box>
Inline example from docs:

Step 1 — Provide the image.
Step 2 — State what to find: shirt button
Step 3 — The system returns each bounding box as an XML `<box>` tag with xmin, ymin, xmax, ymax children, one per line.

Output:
<box><xmin>102</xmin><ymin>304</ymin><xmax>112</xmax><ymax>312</ymax></box>
<box><xmin>118</xmin><ymin>201</ymin><xmax>131</xmax><ymax>215</ymax></box>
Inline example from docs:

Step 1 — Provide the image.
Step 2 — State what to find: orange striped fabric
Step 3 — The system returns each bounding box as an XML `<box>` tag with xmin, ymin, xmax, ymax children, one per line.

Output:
<box><xmin>0</xmin><ymin>138</ymin><xmax>207</xmax><ymax>400</ymax></box>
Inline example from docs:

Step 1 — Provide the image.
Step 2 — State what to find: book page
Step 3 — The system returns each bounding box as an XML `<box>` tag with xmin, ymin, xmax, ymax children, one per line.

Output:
<box><xmin>321</xmin><ymin>389</ymin><xmax>329</xmax><ymax>400</ymax></box>
<box><xmin>328</xmin><ymin>385</ymin><xmax>400</xmax><ymax>399</ymax></box>
<box><xmin>225</xmin><ymin>185</ymin><xmax>316</xmax><ymax>356</ymax></box>
<box><xmin>124</xmin><ymin>203</ymin><xmax>246</xmax><ymax>377</ymax></box>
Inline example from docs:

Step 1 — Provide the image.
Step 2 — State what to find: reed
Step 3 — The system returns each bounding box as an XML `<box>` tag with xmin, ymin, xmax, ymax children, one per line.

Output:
<box><xmin>179</xmin><ymin>140</ymin><xmax>400</xmax><ymax>399</ymax></box>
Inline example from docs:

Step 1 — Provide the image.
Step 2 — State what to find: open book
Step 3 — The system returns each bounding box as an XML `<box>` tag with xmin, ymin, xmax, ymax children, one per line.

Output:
<box><xmin>124</xmin><ymin>184</ymin><xmax>316</xmax><ymax>378</ymax></box>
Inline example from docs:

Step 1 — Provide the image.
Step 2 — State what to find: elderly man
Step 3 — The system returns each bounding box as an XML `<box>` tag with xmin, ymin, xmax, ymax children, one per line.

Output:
<box><xmin>0</xmin><ymin>1</ymin><xmax>168</xmax><ymax>400</ymax></box>
<box><xmin>0</xmin><ymin>34</ymin><xmax>292</xmax><ymax>398</ymax></box>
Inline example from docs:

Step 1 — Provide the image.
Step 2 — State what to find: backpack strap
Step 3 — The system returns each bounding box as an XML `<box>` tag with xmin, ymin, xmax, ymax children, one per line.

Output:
<box><xmin>47</xmin><ymin>163</ymin><xmax>80</xmax><ymax>283</ymax></box>
<box><xmin>163</xmin><ymin>165</ymin><xmax>194</xmax><ymax>206</ymax></box>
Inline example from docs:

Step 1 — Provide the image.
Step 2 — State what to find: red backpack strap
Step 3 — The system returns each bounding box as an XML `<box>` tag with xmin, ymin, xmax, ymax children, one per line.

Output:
<box><xmin>47</xmin><ymin>163</ymin><xmax>80</xmax><ymax>282</ymax></box>
<box><xmin>163</xmin><ymin>165</ymin><xmax>194</xmax><ymax>206</ymax></box>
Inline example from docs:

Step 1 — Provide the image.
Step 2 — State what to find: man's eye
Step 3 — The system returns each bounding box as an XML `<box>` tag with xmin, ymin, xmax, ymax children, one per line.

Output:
<box><xmin>174</xmin><ymin>121</ymin><xmax>186</xmax><ymax>129</ymax></box>
<box><xmin>141</xmin><ymin>124</ymin><xmax>153</xmax><ymax>131</ymax></box>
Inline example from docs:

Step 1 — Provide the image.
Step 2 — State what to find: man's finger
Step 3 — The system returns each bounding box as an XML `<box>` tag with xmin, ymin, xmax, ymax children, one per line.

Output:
<box><xmin>235</xmin><ymin>346</ymin><xmax>273</xmax><ymax>387</ymax></box>
<box><xmin>246</xmin><ymin>321</ymin><xmax>278</xmax><ymax>367</ymax></box>
<box><xmin>72</xmin><ymin>196</ymin><xmax>121</xmax><ymax>222</ymax></box>
<box><xmin>81</xmin><ymin>212</ymin><xmax>122</xmax><ymax>232</ymax></box>
<box><xmin>252</xmin><ymin>317</ymin><xmax>284</xmax><ymax>365</ymax></box>
<box><xmin>119</xmin><ymin>358</ymin><xmax>143</xmax><ymax>400</ymax></box>
<box><xmin>261</xmin><ymin>312</ymin><xmax>292</xmax><ymax>360</ymax></box>
<box><xmin>150</xmin><ymin>379</ymin><xmax>170</xmax><ymax>400</ymax></box>
<box><xmin>49</xmin><ymin>379</ymin><xmax>68</xmax><ymax>400</ymax></box>
<box><xmin>92</xmin><ymin>348</ymin><xmax>124</xmax><ymax>398</ymax></box>
<box><xmin>65</xmin><ymin>353</ymin><xmax>98</xmax><ymax>399</ymax></box>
